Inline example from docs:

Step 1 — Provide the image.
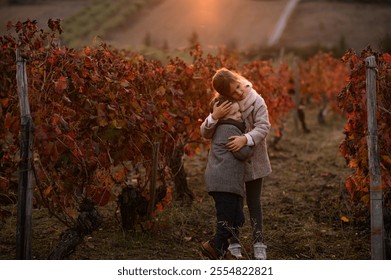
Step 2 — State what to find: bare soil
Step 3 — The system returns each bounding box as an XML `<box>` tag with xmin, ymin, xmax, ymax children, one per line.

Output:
<box><xmin>0</xmin><ymin>108</ymin><xmax>371</xmax><ymax>260</ymax></box>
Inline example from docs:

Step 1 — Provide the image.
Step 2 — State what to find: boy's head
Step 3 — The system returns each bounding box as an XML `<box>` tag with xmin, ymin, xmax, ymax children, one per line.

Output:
<box><xmin>224</xmin><ymin>102</ymin><xmax>241</xmax><ymax>121</ymax></box>
<box><xmin>210</xmin><ymin>95</ymin><xmax>242</xmax><ymax>121</ymax></box>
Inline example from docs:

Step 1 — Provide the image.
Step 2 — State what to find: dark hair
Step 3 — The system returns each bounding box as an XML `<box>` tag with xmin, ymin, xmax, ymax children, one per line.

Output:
<box><xmin>209</xmin><ymin>95</ymin><xmax>234</xmax><ymax>113</ymax></box>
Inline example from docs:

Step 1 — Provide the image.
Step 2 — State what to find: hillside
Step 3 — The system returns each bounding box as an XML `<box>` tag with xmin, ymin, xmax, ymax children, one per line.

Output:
<box><xmin>0</xmin><ymin>0</ymin><xmax>390</xmax><ymax>53</ymax></box>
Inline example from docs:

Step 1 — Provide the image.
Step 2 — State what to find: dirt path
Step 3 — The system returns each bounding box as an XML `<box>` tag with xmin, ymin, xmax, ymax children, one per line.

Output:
<box><xmin>261</xmin><ymin>109</ymin><xmax>369</xmax><ymax>259</ymax></box>
<box><xmin>268</xmin><ymin>0</ymin><xmax>299</xmax><ymax>46</ymax></box>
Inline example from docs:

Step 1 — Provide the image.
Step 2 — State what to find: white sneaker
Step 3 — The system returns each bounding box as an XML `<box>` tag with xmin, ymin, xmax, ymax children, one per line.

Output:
<box><xmin>253</xmin><ymin>242</ymin><xmax>267</xmax><ymax>260</ymax></box>
<box><xmin>228</xmin><ymin>243</ymin><xmax>243</xmax><ymax>258</ymax></box>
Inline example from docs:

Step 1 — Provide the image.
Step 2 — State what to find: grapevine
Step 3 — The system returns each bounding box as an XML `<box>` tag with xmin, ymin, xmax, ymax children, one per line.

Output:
<box><xmin>338</xmin><ymin>47</ymin><xmax>391</xmax><ymax>208</ymax></box>
<box><xmin>0</xmin><ymin>19</ymin><xmax>354</xmax><ymax>238</ymax></box>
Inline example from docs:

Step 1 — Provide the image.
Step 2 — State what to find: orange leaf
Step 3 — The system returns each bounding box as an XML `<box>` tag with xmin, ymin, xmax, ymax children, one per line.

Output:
<box><xmin>55</xmin><ymin>76</ymin><xmax>68</xmax><ymax>93</ymax></box>
<box><xmin>84</xmin><ymin>47</ymin><xmax>91</xmax><ymax>56</ymax></box>
<box><xmin>381</xmin><ymin>155</ymin><xmax>391</xmax><ymax>167</ymax></box>
<box><xmin>44</xmin><ymin>185</ymin><xmax>53</xmax><ymax>196</ymax></box>
<box><xmin>349</xmin><ymin>159</ymin><xmax>358</xmax><ymax>168</ymax></box>
<box><xmin>340</xmin><ymin>216</ymin><xmax>349</xmax><ymax>223</ymax></box>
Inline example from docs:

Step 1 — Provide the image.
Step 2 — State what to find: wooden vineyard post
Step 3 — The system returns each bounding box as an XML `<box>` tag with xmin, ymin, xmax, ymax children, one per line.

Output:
<box><xmin>293</xmin><ymin>58</ymin><xmax>301</xmax><ymax>132</ymax></box>
<box><xmin>365</xmin><ymin>55</ymin><xmax>384</xmax><ymax>260</ymax></box>
<box><xmin>148</xmin><ymin>142</ymin><xmax>160</xmax><ymax>219</ymax></box>
<box><xmin>15</xmin><ymin>49</ymin><xmax>34</xmax><ymax>260</ymax></box>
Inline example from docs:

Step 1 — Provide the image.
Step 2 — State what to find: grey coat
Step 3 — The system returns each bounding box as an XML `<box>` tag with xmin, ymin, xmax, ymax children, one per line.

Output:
<box><xmin>201</xmin><ymin>90</ymin><xmax>272</xmax><ymax>181</ymax></box>
<box><xmin>204</xmin><ymin>120</ymin><xmax>253</xmax><ymax>197</ymax></box>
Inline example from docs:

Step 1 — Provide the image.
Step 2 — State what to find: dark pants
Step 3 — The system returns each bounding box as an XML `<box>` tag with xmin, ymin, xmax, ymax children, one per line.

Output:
<box><xmin>210</xmin><ymin>192</ymin><xmax>244</xmax><ymax>257</ymax></box>
<box><xmin>245</xmin><ymin>178</ymin><xmax>263</xmax><ymax>243</ymax></box>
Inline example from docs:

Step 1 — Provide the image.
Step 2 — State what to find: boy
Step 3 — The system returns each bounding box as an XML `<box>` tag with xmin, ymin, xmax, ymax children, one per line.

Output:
<box><xmin>201</xmin><ymin>96</ymin><xmax>253</xmax><ymax>260</ymax></box>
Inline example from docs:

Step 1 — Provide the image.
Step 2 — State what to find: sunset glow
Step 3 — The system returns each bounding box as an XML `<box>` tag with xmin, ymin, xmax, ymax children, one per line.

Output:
<box><xmin>186</xmin><ymin>0</ymin><xmax>220</xmax><ymax>31</ymax></box>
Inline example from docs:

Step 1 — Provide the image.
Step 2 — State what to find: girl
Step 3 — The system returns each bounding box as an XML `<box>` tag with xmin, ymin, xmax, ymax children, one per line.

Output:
<box><xmin>200</xmin><ymin>68</ymin><xmax>272</xmax><ymax>260</ymax></box>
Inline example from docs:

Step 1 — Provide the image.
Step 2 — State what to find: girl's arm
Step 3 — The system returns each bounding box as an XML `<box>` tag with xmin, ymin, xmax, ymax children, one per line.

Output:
<box><xmin>214</xmin><ymin>125</ymin><xmax>253</xmax><ymax>161</ymax></box>
<box><xmin>232</xmin><ymin>145</ymin><xmax>253</xmax><ymax>161</ymax></box>
<box><xmin>200</xmin><ymin>114</ymin><xmax>218</xmax><ymax>139</ymax></box>
<box><xmin>226</xmin><ymin>96</ymin><xmax>270</xmax><ymax>151</ymax></box>
<box><xmin>200</xmin><ymin>100</ymin><xmax>232</xmax><ymax>139</ymax></box>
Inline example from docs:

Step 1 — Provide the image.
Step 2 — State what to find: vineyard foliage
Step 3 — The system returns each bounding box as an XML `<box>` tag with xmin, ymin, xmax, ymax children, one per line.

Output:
<box><xmin>300</xmin><ymin>52</ymin><xmax>350</xmax><ymax>114</ymax></box>
<box><xmin>0</xmin><ymin>20</ymin><xmax>388</xmax><ymax>231</ymax></box>
<box><xmin>338</xmin><ymin>48</ymin><xmax>391</xmax><ymax>208</ymax></box>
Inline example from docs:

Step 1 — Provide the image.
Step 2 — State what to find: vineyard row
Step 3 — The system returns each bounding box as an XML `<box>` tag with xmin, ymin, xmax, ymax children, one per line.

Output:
<box><xmin>0</xmin><ymin>20</ymin><xmax>390</xmax><ymax>231</ymax></box>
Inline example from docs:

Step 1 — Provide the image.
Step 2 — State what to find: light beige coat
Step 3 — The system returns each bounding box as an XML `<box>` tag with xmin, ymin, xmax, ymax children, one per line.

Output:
<box><xmin>200</xmin><ymin>88</ymin><xmax>272</xmax><ymax>181</ymax></box>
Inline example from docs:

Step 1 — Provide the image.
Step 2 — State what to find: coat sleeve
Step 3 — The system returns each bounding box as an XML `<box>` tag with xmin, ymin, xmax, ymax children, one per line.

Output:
<box><xmin>232</xmin><ymin>146</ymin><xmax>253</xmax><ymax>161</ymax></box>
<box><xmin>247</xmin><ymin>96</ymin><xmax>271</xmax><ymax>145</ymax></box>
<box><xmin>215</xmin><ymin>125</ymin><xmax>253</xmax><ymax>161</ymax></box>
<box><xmin>200</xmin><ymin>114</ymin><xmax>217</xmax><ymax>139</ymax></box>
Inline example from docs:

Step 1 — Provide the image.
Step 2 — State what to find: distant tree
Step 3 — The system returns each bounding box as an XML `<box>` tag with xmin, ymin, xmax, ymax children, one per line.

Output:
<box><xmin>143</xmin><ymin>32</ymin><xmax>152</xmax><ymax>47</ymax></box>
<box><xmin>188</xmin><ymin>31</ymin><xmax>199</xmax><ymax>47</ymax></box>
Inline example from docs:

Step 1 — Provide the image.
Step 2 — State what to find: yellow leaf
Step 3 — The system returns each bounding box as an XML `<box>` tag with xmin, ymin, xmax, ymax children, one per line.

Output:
<box><xmin>340</xmin><ymin>216</ymin><xmax>349</xmax><ymax>223</ymax></box>
<box><xmin>97</xmin><ymin>118</ymin><xmax>108</xmax><ymax>127</ymax></box>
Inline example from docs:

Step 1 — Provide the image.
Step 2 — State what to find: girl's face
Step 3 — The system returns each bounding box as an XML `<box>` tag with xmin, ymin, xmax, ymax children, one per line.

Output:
<box><xmin>229</xmin><ymin>79</ymin><xmax>249</xmax><ymax>101</ymax></box>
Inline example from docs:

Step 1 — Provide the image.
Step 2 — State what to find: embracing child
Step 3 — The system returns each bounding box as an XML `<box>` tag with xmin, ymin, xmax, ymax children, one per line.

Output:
<box><xmin>200</xmin><ymin>68</ymin><xmax>272</xmax><ymax>260</ymax></box>
<box><xmin>201</xmin><ymin>95</ymin><xmax>253</xmax><ymax>260</ymax></box>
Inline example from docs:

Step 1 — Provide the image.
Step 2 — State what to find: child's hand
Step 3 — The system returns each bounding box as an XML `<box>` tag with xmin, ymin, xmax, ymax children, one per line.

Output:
<box><xmin>226</xmin><ymin>135</ymin><xmax>247</xmax><ymax>152</ymax></box>
<box><xmin>212</xmin><ymin>100</ymin><xmax>232</xmax><ymax>120</ymax></box>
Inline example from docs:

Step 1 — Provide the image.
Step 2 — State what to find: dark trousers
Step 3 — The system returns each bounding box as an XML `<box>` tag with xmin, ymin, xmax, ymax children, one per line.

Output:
<box><xmin>210</xmin><ymin>192</ymin><xmax>244</xmax><ymax>257</ymax></box>
<box><xmin>245</xmin><ymin>178</ymin><xmax>263</xmax><ymax>243</ymax></box>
